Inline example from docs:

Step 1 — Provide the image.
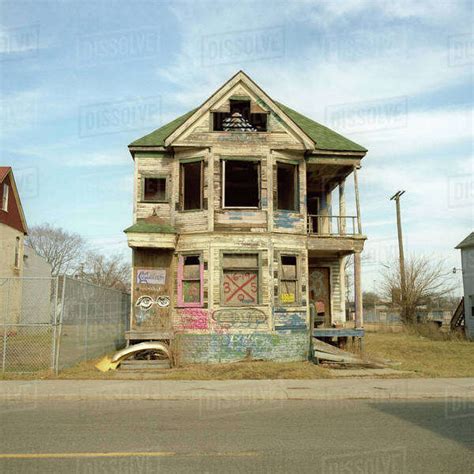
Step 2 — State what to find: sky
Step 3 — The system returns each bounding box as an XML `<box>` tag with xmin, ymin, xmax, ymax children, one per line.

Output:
<box><xmin>0</xmin><ymin>0</ymin><xmax>472</xmax><ymax>293</ymax></box>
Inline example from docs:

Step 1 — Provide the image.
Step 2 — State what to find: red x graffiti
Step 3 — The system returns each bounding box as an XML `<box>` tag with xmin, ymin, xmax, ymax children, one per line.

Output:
<box><xmin>224</xmin><ymin>273</ymin><xmax>257</xmax><ymax>303</ymax></box>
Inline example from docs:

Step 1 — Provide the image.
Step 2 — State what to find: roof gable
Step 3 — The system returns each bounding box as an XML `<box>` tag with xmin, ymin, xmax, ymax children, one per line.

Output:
<box><xmin>0</xmin><ymin>167</ymin><xmax>28</xmax><ymax>234</ymax></box>
<box><xmin>456</xmin><ymin>232</ymin><xmax>474</xmax><ymax>249</ymax></box>
<box><xmin>129</xmin><ymin>71</ymin><xmax>367</xmax><ymax>154</ymax></box>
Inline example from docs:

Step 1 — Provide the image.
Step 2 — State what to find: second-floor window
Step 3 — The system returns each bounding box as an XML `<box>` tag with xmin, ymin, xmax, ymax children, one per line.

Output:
<box><xmin>222</xmin><ymin>159</ymin><xmax>259</xmax><ymax>208</ymax></box>
<box><xmin>143</xmin><ymin>177</ymin><xmax>167</xmax><ymax>202</ymax></box>
<box><xmin>2</xmin><ymin>183</ymin><xmax>8</xmax><ymax>211</ymax></box>
<box><xmin>277</xmin><ymin>162</ymin><xmax>298</xmax><ymax>211</ymax></box>
<box><xmin>180</xmin><ymin>161</ymin><xmax>203</xmax><ymax>211</ymax></box>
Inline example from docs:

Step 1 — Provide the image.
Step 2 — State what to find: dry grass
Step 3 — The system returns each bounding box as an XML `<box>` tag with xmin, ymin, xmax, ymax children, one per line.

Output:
<box><xmin>364</xmin><ymin>331</ymin><xmax>474</xmax><ymax>377</ymax></box>
<box><xmin>1</xmin><ymin>331</ymin><xmax>472</xmax><ymax>380</ymax></box>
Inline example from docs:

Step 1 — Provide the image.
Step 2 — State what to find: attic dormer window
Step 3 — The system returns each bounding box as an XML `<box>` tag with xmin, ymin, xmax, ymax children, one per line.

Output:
<box><xmin>212</xmin><ymin>98</ymin><xmax>267</xmax><ymax>132</ymax></box>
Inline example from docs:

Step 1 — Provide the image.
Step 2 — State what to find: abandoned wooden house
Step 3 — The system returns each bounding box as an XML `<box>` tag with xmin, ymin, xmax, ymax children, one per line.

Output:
<box><xmin>124</xmin><ymin>71</ymin><xmax>368</xmax><ymax>364</ymax></box>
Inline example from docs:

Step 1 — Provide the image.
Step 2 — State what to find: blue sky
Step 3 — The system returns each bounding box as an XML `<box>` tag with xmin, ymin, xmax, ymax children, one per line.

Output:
<box><xmin>1</xmin><ymin>0</ymin><xmax>472</xmax><ymax>292</ymax></box>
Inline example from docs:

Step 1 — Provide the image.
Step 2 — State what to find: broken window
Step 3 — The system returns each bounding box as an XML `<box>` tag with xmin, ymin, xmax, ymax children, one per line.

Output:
<box><xmin>280</xmin><ymin>255</ymin><xmax>298</xmax><ymax>304</ymax></box>
<box><xmin>223</xmin><ymin>160</ymin><xmax>259</xmax><ymax>208</ymax></box>
<box><xmin>180</xmin><ymin>161</ymin><xmax>203</xmax><ymax>211</ymax></box>
<box><xmin>277</xmin><ymin>163</ymin><xmax>298</xmax><ymax>211</ymax></box>
<box><xmin>177</xmin><ymin>255</ymin><xmax>203</xmax><ymax>306</ymax></box>
<box><xmin>212</xmin><ymin>99</ymin><xmax>267</xmax><ymax>132</ymax></box>
<box><xmin>222</xmin><ymin>253</ymin><xmax>259</xmax><ymax>306</ymax></box>
<box><xmin>14</xmin><ymin>237</ymin><xmax>20</xmax><ymax>268</ymax></box>
<box><xmin>143</xmin><ymin>177</ymin><xmax>167</xmax><ymax>202</ymax></box>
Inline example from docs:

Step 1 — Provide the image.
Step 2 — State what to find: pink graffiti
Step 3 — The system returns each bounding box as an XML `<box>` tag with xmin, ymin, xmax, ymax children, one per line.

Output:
<box><xmin>175</xmin><ymin>308</ymin><xmax>209</xmax><ymax>330</ymax></box>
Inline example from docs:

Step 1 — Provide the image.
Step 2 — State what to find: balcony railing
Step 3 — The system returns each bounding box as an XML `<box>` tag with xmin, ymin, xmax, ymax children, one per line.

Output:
<box><xmin>307</xmin><ymin>214</ymin><xmax>359</xmax><ymax>236</ymax></box>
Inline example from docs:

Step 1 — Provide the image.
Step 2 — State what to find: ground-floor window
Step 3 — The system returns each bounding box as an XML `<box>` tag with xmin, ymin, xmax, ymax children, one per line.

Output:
<box><xmin>222</xmin><ymin>253</ymin><xmax>259</xmax><ymax>306</ymax></box>
<box><xmin>279</xmin><ymin>255</ymin><xmax>298</xmax><ymax>304</ymax></box>
<box><xmin>177</xmin><ymin>254</ymin><xmax>203</xmax><ymax>307</ymax></box>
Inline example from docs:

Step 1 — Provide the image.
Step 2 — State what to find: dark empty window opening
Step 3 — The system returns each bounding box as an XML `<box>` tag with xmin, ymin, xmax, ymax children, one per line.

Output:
<box><xmin>212</xmin><ymin>100</ymin><xmax>267</xmax><ymax>132</ymax></box>
<box><xmin>143</xmin><ymin>177</ymin><xmax>167</xmax><ymax>202</ymax></box>
<box><xmin>277</xmin><ymin>163</ymin><xmax>298</xmax><ymax>211</ymax></box>
<box><xmin>223</xmin><ymin>160</ymin><xmax>259</xmax><ymax>208</ymax></box>
<box><xmin>181</xmin><ymin>161</ymin><xmax>203</xmax><ymax>211</ymax></box>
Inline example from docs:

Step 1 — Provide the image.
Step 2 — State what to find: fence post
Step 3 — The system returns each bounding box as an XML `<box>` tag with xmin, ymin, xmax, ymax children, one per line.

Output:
<box><xmin>51</xmin><ymin>277</ymin><xmax>59</xmax><ymax>371</ymax></box>
<box><xmin>54</xmin><ymin>276</ymin><xmax>67</xmax><ymax>375</ymax></box>
<box><xmin>85</xmin><ymin>297</ymin><xmax>89</xmax><ymax>361</ymax></box>
<box><xmin>2</xmin><ymin>279</ymin><xmax>10</xmax><ymax>373</ymax></box>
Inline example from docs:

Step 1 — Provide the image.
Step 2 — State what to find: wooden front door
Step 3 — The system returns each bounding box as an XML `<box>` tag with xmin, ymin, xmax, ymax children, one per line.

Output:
<box><xmin>309</xmin><ymin>267</ymin><xmax>331</xmax><ymax>326</ymax></box>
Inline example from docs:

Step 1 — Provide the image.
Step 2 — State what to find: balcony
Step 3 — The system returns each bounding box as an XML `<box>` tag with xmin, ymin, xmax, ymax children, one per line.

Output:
<box><xmin>307</xmin><ymin>214</ymin><xmax>359</xmax><ymax>236</ymax></box>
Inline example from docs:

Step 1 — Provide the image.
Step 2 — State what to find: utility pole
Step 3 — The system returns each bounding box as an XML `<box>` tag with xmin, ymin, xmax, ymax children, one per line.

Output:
<box><xmin>390</xmin><ymin>191</ymin><xmax>406</xmax><ymax>321</ymax></box>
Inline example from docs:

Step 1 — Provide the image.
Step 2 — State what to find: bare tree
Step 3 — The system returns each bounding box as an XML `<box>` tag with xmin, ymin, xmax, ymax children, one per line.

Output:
<box><xmin>380</xmin><ymin>254</ymin><xmax>455</xmax><ymax>324</ymax></box>
<box><xmin>79</xmin><ymin>251</ymin><xmax>131</xmax><ymax>292</ymax></box>
<box><xmin>26</xmin><ymin>223</ymin><xmax>86</xmax><ymax>276</ymax></box>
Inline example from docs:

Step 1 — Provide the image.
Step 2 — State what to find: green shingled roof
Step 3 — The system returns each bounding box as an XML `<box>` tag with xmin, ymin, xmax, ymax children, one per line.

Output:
<box><xmin>456</xmin><ymin>232</ymin><xmax>474</xmax><ymax>249</ymax></box>
<box><xmin>274</xmin><ymin>102</ymin><xmax>367</xmax><ymax>152</ymax></box>
<box><xmin>124</xmin><ymin>220</ymin><xmax>176</xmax><ymax>234</ymax></box>
<box><xmin>129</xmin><ymin>108</ymin><xmax>198</xmax><ymax>147</ymax></box>
<box><xmin>129</xmin><ymin>101</ymin><xmax>366</xmax><ymax>152</ymax></box>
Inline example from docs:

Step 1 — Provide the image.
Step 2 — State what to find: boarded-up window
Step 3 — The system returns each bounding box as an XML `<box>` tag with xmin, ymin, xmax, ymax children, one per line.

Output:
<box><xmin>222</xmin><ymin>253</ymin><xmax>259</xmax><ymax>306</ymax></box>
<box><xmin>178</xmin><ymin>255</ymin><xmax>203</xmax><ymax>306</ymax></box>
<box><xmin>181</xmin><ymin>161</ymin><xmax>203</xmax><ymax>210</ymax></box>
<box><xmin>277</xmin><ymin>163</ymin><xmax>298</xmax><ymax>211</ymax></box>
<box><xmin>222</xmin><ymin>160</ymin><xmax>259</xmax><ymax>208</ymax></box>
<box><xmin>143</xmin><ymin>177</ymin><xmax>167</xmax><ymax>202</ymax></box>
<box><xmin>280</xmin><ymin>255</ymin><xmax>298</xmax><ymax>304</ymax></box>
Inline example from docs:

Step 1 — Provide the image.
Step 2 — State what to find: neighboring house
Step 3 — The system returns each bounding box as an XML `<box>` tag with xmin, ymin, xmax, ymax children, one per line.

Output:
<box><xmin>21</xmin><ymin>245</ymin><xmax>53</xmax><ymax>324</ymax></box>
<box><xmin>124</xmin><ymin>71</ymin><xmax>368</xmax><ymax>363</ymax></box>
<box><xmin>456</xmin><ymin>233</ymin><xmax>474</xmax><ymax>340</ymax></box>
<box><xmin>0</xmin><ymin>167</ymin><xmax>28</xmax><ymax>323</ymax></box>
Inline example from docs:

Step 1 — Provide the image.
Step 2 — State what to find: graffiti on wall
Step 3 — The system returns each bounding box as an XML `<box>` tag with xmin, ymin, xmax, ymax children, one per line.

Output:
<box><xmin>213</xmin><ymin>307</ymin><xmax>267</xmax><ymax>330</ymax></box>
<box><xmin>136</xmin><ymin>268</ymin><xmax>166</xmax><ymax>285</ymax></box>
<box><xmin>223</xmin><ymin>272</ymin><xmax>258</xmax><ymax>305</ymax></box>
<box><xmin>175</xmin><ymin>308</ymin><xmax>209</xmax><ymax>331</ymax></box>
<box><xmin>274</xmin><ymin>310</ymin><xmax>307</xmax><ymax>331</ymax></box>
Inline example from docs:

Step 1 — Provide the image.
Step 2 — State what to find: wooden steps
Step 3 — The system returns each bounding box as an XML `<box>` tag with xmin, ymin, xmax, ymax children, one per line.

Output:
<box><xmin>450</xmin><ymin>298</ymin><xmax>465</xmax><ymax>331</ymax></box>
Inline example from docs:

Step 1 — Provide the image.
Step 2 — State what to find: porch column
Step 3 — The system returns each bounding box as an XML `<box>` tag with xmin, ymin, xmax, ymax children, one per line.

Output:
<box><xmin>339</xmin><ymin>179</ymin><xmax>346</xmax><ymax>234</ymax></box>
<box><xmin>354</xmin><ymin>251</ymin><xmax>363</xmax><ymax>328</ymax></box>
<box><xmin>353</xmin><ymin>166</ymin><xmax>362</xmax><ymax>234</ymax></box>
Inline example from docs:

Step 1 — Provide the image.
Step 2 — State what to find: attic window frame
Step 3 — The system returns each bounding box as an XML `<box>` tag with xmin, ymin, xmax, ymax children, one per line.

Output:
<box><xmin>211</xmin><ymin>98</ymin><xmax>269</xmax><ymax>132</ymax></box>
<box><xmin>141</xmin><ymin>175</ymin><xmax>169</xmax><ymax>203</ymax></box>
<box><xmin>222</xmin><ymin>158</ymin><xmax>261</xmax><ymax>209</ymax></box>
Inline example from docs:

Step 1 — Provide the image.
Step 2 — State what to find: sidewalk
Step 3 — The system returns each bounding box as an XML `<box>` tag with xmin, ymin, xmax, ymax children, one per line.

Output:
<box><xmin>1</xmin><ymin>378</ymin><xmax>473</xmax><ymax>401</ymax></box>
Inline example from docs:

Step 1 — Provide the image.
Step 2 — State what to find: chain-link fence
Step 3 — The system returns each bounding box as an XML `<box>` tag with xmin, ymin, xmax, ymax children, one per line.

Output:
<box><xmin>0</xmin><ymin>276</ymin><xmax>130</xmax><ymax>373</ymax></box>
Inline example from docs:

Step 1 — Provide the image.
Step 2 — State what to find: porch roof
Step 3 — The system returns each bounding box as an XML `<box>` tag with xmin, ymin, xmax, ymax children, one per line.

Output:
<box><xmin>124</xmin><ymin>219</ymin><xmax>176</xmax><ymax>234</ymax></box>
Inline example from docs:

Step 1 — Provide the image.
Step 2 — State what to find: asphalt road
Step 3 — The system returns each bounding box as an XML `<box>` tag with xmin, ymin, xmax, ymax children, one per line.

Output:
<box><xmin>0</xmin><ymin>399</ymin><xmax>472</xmax><ymax>473</ymax></box>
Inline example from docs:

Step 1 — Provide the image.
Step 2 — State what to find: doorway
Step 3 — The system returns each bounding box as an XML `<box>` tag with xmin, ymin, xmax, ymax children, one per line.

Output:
<box><xmin>309</xmin><ymin>267</ymin><xmax>331</xmax><ymax>327</ymax></box>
